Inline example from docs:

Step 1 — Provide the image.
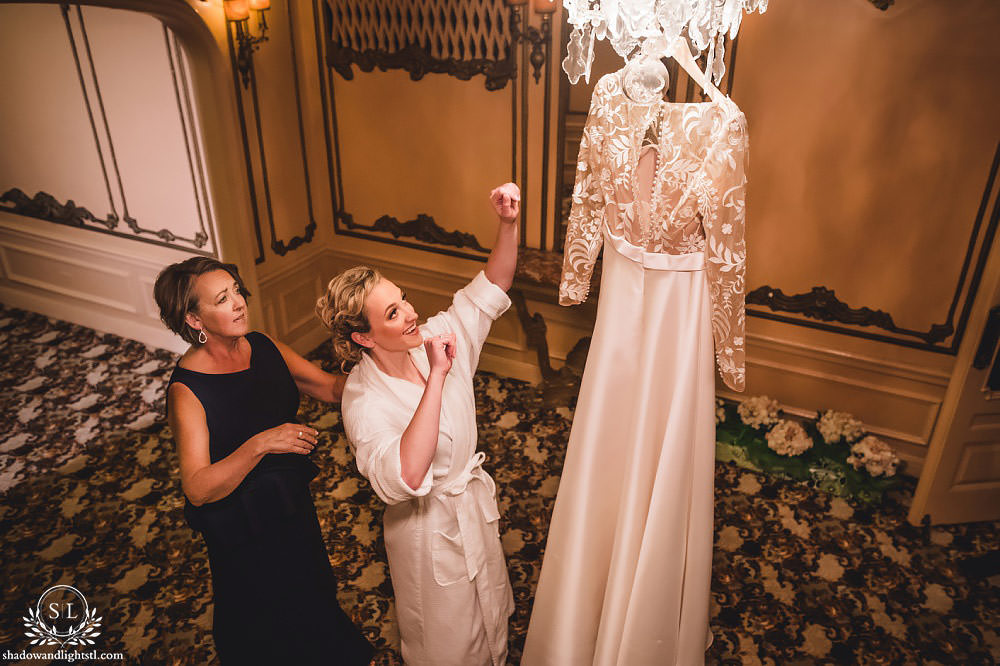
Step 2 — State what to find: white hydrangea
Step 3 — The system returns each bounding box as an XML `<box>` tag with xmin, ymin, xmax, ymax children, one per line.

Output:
<box><xmin>765</xmin><ymin>419</ymin><xmax>813</xmax><ymax>456</ymax></box>
<box><xmin>737</xmin><ymin>395</ymin><xmax>780</xmax><ymax>429</ymax></box>
<box><xmin>847</xmin><ymin>435</ymin><xmax>899</xmax><ymax>477</ymax></box>
<box><xmin>715</xmin><ymin>398</ymin><xmax>726</xmax><ymax>425</ymax></box>
<box><xmin>817</xmin><ymin>409</ymin><xmax>865</xmax><ymax>444</ymax></box>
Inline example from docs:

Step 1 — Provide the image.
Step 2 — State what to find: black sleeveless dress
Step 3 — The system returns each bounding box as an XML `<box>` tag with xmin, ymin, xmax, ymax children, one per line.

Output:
<box><xmin>167</xmin><ymin>332</ymin><xmax>372</xmax><ymax>665</ymax></box>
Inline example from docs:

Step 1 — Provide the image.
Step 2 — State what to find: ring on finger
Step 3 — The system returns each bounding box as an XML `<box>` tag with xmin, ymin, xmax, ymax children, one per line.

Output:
<box><xmin>298</xmin><ymin>431</ymin><xmax>302</xmax><ymax>438</ymax></box>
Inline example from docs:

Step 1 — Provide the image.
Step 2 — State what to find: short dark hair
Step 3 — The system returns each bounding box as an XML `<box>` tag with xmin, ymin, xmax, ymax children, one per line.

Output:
<box><xmin>153</xmin><ymin>257</ymin><xmax>251</xmax><ymax>345</ymax></box>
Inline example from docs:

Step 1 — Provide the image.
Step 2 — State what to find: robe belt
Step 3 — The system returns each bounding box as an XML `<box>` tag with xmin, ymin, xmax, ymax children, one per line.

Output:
<box><xmin>429</xmin><ymin>451</ymin><xmax>500</xmax><ymax>582</ymax></box>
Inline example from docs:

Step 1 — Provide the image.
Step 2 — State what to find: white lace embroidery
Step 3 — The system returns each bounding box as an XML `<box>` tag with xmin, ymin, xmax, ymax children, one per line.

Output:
<box><xmin>559</xmin><ymin>71</ymin><xmax>748</xmax><ymax>391</ymax></box>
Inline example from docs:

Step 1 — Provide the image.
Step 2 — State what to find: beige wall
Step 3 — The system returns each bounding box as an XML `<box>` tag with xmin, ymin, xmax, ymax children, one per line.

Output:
<box><xmin>334</xmin><ymin>69</ymin><xmax>511</xmax><ymax>253</ymax></box>
<box><xmin>732</xmin><ymin>0</ymin><xmax>1000</xmax><ymax>474</ymax></box>
<box><xmin>735</xmin><ymin>0</ymin><xmax>1000</xmax><ymax>333</ymax></box>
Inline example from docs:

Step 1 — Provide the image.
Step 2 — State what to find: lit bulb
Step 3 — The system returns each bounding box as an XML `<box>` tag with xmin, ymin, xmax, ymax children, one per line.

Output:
<box><xmin>223</xmin><ymin>0</ymin><xmax>250</xmax><ymax>21</ymax></box>
<box><xmin>532</xmin><ymin>0</ymin><xmax>560</xmax><ymax>13</ymax></box>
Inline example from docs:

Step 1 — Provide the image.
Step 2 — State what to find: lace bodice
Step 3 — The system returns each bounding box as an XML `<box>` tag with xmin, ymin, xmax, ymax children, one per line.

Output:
<box><xmin>560</xmin><ymin>71</ymin><xmax>748</xmax><ymax>391</ymax></box>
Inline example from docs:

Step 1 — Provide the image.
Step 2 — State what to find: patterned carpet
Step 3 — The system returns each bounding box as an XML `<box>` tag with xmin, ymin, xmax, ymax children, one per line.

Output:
<box><xmin>0</xmin><ymin>304</ymin><xmax>998</xmax><ymax>665</ymax></box>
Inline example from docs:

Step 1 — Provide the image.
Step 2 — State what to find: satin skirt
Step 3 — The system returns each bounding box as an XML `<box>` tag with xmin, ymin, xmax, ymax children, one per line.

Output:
<box><xmin>523</xmin><ymin>230</ymin><xmax>716</xmax><ymax>666</ymax></box>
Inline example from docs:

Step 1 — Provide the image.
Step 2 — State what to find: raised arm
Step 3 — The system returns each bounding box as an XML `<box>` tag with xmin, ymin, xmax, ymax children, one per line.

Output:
<box><xmin>271</xmin><ymin>335</ymin><xmax>347</xmax><ymax>403</ymax></box>
<box><xmin>168</xmin><ymin>382</ymin><xmax>318</xmax><ymax>505</ymax></box>
<box><xmin>484</xmin><ymin>182</ymin><xmax>520</xmax><ymax>291</ymax></box>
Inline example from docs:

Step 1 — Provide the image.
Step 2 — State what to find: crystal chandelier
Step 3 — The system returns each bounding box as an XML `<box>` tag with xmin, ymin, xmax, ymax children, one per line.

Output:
<box><xmin>561</xmin><ymin>0</ymin><xmax>769</xmax><ymax>86</ymax></box>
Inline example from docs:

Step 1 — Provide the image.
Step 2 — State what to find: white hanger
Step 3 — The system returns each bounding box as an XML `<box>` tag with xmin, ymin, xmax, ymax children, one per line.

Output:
<box><xmin>619</xmin><ymin>37</ymin><xmax>729</xmax><ymax>107</ymax></box>
<box><xmin>669</xmin><ymin>39</ymin><xmax>726</xmax><ymax>104</ymax></box>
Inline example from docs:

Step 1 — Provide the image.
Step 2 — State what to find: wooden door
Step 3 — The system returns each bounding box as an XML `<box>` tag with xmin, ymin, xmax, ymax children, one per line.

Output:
<box><xmin>910</xmin><ymin>236</ymin><xmax>1000</xmax><ymax>525</ymax></box>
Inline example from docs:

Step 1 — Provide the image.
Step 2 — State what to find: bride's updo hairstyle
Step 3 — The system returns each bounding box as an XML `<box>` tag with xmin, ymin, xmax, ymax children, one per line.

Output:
<box><xmin>316</xmin><ymin>266</ymin><xmax>384</xmax><ymax>372</ymax></box>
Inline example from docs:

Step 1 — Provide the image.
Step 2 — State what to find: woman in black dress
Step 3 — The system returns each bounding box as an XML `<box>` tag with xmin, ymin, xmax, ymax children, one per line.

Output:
<box><xmin>154</xmin><ymin>257</ymin><xmax>372</xmax><ymax>665</ymax></box>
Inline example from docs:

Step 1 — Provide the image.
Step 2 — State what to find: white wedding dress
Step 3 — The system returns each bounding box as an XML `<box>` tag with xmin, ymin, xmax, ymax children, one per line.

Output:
<box><xmin>522</xmin><ymin>70</ymin><xmax>748</xmax><ymax>666</ymax></box>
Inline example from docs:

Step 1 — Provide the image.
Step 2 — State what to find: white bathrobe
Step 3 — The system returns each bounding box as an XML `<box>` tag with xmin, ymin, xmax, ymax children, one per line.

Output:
<box><xmin>341</xmin><ymin>271</ymin><xmax>515</xmax><ymax>666</ymax></box>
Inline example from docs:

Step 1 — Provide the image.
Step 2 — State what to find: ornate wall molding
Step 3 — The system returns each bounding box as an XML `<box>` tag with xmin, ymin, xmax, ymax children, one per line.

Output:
<box><xmin>511</xmin><ymin>5</ymin><xmax>555</xmax><ymax>251</ymax></box>
<box><xmin>1</xmin><ymin>188</ymin><xmax>110</xmax><ymax>229</ymax></box>
<box><xmin>228</xmin><ymin>0</ymin><xmax>320</xmax><ymax>263</ymax></box>
<box><xmin>3</xmin><ymin>6</ymin><xmax>217</xmax><ymax>255</ymax></box>
<box><xmin>746</xmin><ymin>141</ymin><xmax>1000</xmax><ymax>354</ymax></box>
<box><xmin>746</xmin><ymin>285</ymin><xmax>952</xmax><ymax>347</ymax></box>
<box><xmin>338</xmin><ymin>211</ymin><xmax>488</xmax><ymax>252</ymax></box>
<box><xmin>328</xmin><ymin>42</ymin><xmax>515</xmax><ymax>91</ymax></box>
<box><xmin>165</xmin><ymin>27</ymin><xmax>219</xmax><ymax>254</ymax></box>
<box><xmin>334</xmin><ymin>213</ymin><xmax>490</xmax><ymax>261</ymax></box>
<box><xmin>62</xmin><ymin>4</ymin><xmax>126</xmax><ymax>234</ymax></box>
<box><xmin>1</xmin><ymin>188</ymin><xmax>210</xmax><ymax>251</ymax></box>
<box><xmin>315</xmin><ymin>0</ymin><xmax>497</xmax><ymax>262</ymax></box>
<box><xmin>325</xmin><ymin>0</ymin><xmax>515</xmax><ymax>91</ymax></box>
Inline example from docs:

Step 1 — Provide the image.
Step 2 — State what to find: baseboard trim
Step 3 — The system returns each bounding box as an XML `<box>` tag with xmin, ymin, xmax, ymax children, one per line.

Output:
<box><xmin>0</xmin><ymin>284</ymin><xmax>186</xmax><ymax>354</ymax></box>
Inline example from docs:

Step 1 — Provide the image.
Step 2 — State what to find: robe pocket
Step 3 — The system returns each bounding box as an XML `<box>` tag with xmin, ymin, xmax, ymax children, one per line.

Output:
<box><xmin>431</xmin><ymin>529</ymin><xmax>468</xmax><ymax>587</ymax></box>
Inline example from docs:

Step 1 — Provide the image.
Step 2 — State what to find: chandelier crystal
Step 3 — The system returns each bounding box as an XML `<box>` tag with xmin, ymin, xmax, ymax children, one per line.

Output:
<box><xmin>561</xmin><ymin>0</ymin><xmax>768</xmax><ymax>86</ymax></box>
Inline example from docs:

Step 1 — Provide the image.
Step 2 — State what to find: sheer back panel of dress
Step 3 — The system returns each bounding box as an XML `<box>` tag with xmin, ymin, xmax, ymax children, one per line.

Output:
<box><xmin>560</xmin><ymin>70</ymin><xmax>748</xmax><ymax>391</ymax></box>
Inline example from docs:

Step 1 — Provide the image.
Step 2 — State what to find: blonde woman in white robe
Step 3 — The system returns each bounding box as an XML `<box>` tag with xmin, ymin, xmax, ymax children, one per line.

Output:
<box><xmin>316</xmin><ymin>183</ymin><xmax>520</xmax><ymax>666</ymax></box>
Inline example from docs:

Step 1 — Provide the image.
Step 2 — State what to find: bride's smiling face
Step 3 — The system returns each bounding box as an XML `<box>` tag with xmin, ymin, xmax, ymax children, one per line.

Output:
<box><xmin>359</xmin><ymin>278</ymin><xmax>423</xmax><ymax>352</ymax></box>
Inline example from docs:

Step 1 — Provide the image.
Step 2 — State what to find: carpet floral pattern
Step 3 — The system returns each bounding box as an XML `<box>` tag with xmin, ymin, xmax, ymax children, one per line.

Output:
<box><xmin>0</xmin><ymin>305</ymin><xmax>997</xmax><ymax>664</ymax></box>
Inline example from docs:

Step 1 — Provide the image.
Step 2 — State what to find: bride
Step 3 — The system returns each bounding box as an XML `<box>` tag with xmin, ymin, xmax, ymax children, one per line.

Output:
<box><xmin>315</xmin><ymin>183</ymin><xmax>520</xmax><ymax>666</ymax></box>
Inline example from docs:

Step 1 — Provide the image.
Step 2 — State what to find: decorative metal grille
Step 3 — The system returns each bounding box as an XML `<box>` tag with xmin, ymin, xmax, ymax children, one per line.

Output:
<box><xmin>325</xmin><ymin>0</ymin><xmax>515</xmax><ymax>90</ymax></box>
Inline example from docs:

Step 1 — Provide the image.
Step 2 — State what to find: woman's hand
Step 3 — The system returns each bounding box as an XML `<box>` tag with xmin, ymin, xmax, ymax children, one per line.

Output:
<box><xmin>250</xmin><ymin>423</ymin><xmax>318</xmax><ymax>456</ymax></box>
<box><xmin>490</xmin><ymin>183</ymin><xmax>520</xmax><ymax>224</ymax></box>
<box><xmin>424</xmin><ymin>333</ymin><xmax>456</xmax><ymax>378</ymax></box>
<box><xmin>170</xmin><ymin>381</ymin><xmax>319</xmax><ymax>506</ymax></box>
<box><xmin>485</xmin><ymin>182</ymin><xmax>520</xmax><ymax>290</ymax></box>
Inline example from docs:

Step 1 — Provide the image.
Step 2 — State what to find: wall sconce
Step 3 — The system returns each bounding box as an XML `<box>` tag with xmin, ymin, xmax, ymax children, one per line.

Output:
<box><xmin>507</xmin><ymin>0</ymin><xmax>560</xmax><ymax>84</ymax></box>
<box><xmin>224</xmin><ymin>0</ymin><xmax>270</xmax><ymax>88</ymax></box>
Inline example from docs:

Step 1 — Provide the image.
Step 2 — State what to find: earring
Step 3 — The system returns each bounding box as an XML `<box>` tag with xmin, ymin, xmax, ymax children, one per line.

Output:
<box><xmin>198</xmin><ymin>330</ymin><xmax>207</xmax><ymax>344</ymax></box>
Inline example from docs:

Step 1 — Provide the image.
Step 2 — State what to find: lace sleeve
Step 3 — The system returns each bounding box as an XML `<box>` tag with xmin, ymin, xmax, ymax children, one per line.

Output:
<box><xmin>705</xmin><ymin>111</ymin><xmax>749</xmax><ymax>391</ymax></box>
<box><xmin>559</xmin><ymin>77</ymin><xmax>610</xmax><ymax>306</ymax></box>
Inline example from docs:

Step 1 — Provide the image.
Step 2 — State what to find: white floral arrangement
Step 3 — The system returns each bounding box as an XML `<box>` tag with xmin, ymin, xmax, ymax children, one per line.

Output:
<box><xmin>737</xmin><ymin>395</ymin><xmax>780</xmax><ymax>429</ymax></box>
<box><xmin>817</xmin><ymin>409</ymin><xmax>865</xmax><ymax>445</ymax></box>
<box><xmin>846</xmin><ymin>435</ymin><xmax>900</xmax><ymax>477</ymax></box>
<box><xmin>716</xmin><ymin>395</ymin><xmax>903</xmax><ymax>503</ymax></box>
<box><xmin>765</xmin><ymin>419</ymin><xmax>813</xmax><ymax>456</ymax></box>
